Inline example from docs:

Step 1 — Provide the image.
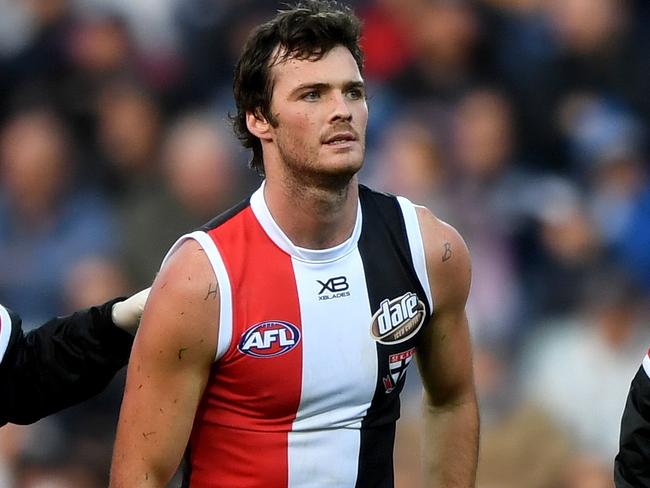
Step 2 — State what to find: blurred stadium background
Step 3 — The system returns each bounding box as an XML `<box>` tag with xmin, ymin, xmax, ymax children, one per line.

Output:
<box><xmin>0</xmin><ymin>0</ymin><xmax>649</xmax><ymax>486</ymax></box>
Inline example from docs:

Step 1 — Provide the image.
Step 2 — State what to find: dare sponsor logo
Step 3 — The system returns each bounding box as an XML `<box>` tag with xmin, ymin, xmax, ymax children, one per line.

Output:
<box><xmin>238</xmin><ymin>320</ymin><xmax>301</xmax><ymax>358</ymax></box>
<box><xmin>370</xmin><ymin>292</ymin><xmax>425</xmax><ymax>345</ymax></box>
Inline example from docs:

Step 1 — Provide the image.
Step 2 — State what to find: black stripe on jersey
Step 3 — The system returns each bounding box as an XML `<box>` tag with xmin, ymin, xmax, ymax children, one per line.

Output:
<box><xmin>200</xmin><ymin>196</ymin><xmax>251</xmax><ymax>232</ymax></box>
<box><xmin>355</xmin><ymin>186</ymin><xmax>431</xmax><ymax>488</ymax></box>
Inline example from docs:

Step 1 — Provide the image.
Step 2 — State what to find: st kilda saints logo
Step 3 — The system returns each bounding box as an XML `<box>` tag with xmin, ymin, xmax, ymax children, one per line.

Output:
<box><xmin>383</xmin><ymin>347</ymin><xmax>415</xmax><ymax>394</ymax></box>
<box><xmin>370</xmin><ymin>292</ymin><xmax>425</xmax><ymax>345</ymax></box>
<box><xmin>238</xmin><ymin>321</ymin><xmax>301</xmax><ymax>358</ymax></box>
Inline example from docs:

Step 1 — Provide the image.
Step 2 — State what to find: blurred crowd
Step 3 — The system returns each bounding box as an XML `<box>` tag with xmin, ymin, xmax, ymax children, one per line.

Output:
<box><xmin>0</xmin><ymin>0</ymin><xmax>648</xmax><ymax>486</ymax></box>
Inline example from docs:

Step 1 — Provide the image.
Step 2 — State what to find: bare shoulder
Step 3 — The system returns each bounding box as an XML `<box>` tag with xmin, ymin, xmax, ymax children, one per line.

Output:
<box><xmin>414</xmin><ymin>205</ymin><xmax>471</xmax><ymax>310</ymax></box>
<box><xmin>150</xmin><ymin>238</ymin><xmax>219</xmax><ymax>309</ymax></box>
<box><xmin>137</xmin><ymin>238</ymin><xmax>219</xmax><ymax>364</ymax></box>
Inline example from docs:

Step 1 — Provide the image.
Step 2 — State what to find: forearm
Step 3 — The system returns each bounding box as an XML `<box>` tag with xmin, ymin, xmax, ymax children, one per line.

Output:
<box><xmin>422</xmin><ymin>390</ymin><xmax>479</xmax><ymax>487</ymax></box>
<box><xmin>110</xmin><ymin>370</ymin><xmax>197</xmax><ymax>488</ymax></box>
<box><xmin>110</xmin><ymin>435</ymin><xmax>174</xmax><ymax>488</ymax></box>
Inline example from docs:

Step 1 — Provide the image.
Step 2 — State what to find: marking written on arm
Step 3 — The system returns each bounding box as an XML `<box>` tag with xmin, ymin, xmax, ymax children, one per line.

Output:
<box><xmin>442</xmin><ymin>242</ymin><xmax>452</xmax><ymax>262</ymax></box>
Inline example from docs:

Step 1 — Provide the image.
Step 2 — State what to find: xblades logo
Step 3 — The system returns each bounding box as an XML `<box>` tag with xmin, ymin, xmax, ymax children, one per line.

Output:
<box><xmin>317</xmin><ymin>276</ymin><xmax>350</xmax><ymax>301</ymax></box>
<box><xmin>318</xmin><ymin>276</ymin><xmax>349</xmax><ymax>294</ymax></box>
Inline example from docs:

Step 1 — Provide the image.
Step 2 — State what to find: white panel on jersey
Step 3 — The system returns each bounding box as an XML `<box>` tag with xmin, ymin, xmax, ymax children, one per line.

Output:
<box><xmin>288</xmin><ymin>428</ymin><xmax>361</xmax><ymax>487</ymax></box>
<box><xmin>643</xmin><ymin>353</ymin><xmax>650</xmax><ymax>379</ymax></box>
<box><xmin>161</xmin><ymin>231</ymin><xmax>233</xmax><ymax>361</ymax></box>
<box><xmin>288</xmin><ymin>249</ymin><xmax>376</xmax><ymax>487</ymax></box>
<box><xmin>396</xmin><ymin>196</ymin><xmax>433</xmax><ymax>312</ymax></box>
<box><xmin>0</xmin><ymin>305</ymin><xmax>12</xmax><ymax>364</ymax></box>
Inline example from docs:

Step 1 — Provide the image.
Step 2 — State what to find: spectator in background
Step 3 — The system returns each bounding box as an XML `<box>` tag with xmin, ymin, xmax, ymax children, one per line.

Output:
<box><xmin>474</xmin><ymin>344</ymin><xmax>573</xmax><ymax>488</ymax></box>
<box><xmin>0</xmin><ymin>107</ymin><xmax>117</xmax><ymax>327</ymax></box>
<box><xmin>524</xmin><ymin>178</ymin><xmax>602</xmax><ymax>321</ymax></box>
<box><xmin>357</xmin><ymin>0</ymin><xmax>417</xmax><ymax>83</ymax></box>
<box><xmin>521</xmin><ymin>269</ymin><xmax>650</xmax><ymax>464</ymax></box>
<box><xmin>119</xmin><ymin>112</ymin><xmax>246</xmax><ymax>287</ymax></box>
<box><xmin>562</xmin><ymin>457</ymin><xmax>616</xmax><ymax>488</ymax></box>
<box><xmin>370</xmin><ymin>117</ymin><xmax>450</xmax><ymax>218</ymax></box>
<box><xmin>94</xmin><ymin>78</ymin><xmax>162</xmax><ymax>196</ymax></box>
<box><xmin>67</xmin><ymin>11</ymin><xmax>136</xmax><ymax>115</ymax></box>
<box><xmin>0</xmin><ymin>0</ymin><xmax>75</xmax><ymax>121</ymax></box>
<box><xmin>448</xmin><ymin>87</ymin><xmax>529</xmax><ymax>347</ymax></box>
<box><xmin>390</xmin><ymin>0</ymin><xmax>486</xmax><ymax>102</ymax></box>
<box><xmin>619</xmin><ymin>186</ymin><xmax>650</xmax><ymax>291</ymax></box>
<box><xmin>556</xmin><ymin>94</ymin><xmax>650</xmax><ymax>291</ymax></box>
<box><xmin>557</xmin><ymin>95</ymin><xmax>647</xmax><ymax>246</ymax></box>
<box><xmin>174</xmin><ymin>0</ymin><xmax>277</xmax><ymax>106</ymax></box>
<box><xmin>15</xmin><ymin>460</ymin><xmax>103</xmax><ymax>488</ymax></box>
<box><xmin>63</xmin><ymin>256</ymin><xmax>130</xmax><ymax>312</ymax></box>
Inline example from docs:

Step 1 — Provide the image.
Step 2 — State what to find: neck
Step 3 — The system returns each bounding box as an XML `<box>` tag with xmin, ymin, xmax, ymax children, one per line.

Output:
<box><xmin>263</xmin><ymin>172</ymin><xmax>359</xmax><ymax>249</ymax></box>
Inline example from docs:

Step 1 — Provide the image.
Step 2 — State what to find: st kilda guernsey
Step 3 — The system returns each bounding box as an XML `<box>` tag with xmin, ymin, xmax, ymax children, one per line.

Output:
<box><xmin>164</xmin><ymin>183</ymin><xmax>435</xmax><ymax>488</ymax></box>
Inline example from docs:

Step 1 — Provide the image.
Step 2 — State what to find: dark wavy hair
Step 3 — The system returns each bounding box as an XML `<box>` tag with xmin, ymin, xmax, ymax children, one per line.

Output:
<box><xmin>231</xmin><ymin>0</ymin><xmax>364</xmax><ymax>176</ymax></box>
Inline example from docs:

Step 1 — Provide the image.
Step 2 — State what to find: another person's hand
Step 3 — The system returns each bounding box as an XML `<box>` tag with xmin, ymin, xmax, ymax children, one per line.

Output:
<box><xmin>112</xmin><ymin>288</ymin><xmax>150</xmax><ymax>335</ymax></box>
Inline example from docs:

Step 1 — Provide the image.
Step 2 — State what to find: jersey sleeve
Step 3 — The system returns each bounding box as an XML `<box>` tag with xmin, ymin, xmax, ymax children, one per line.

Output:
<box><xmin>0</xmin><ymin>298</ymin><xmax>134</xmax><ymax>426</ymax></box>
<box><xmin>614</xmin><ymin>350</ymin><xmax>650</xmax><ymax>487</ymax></box>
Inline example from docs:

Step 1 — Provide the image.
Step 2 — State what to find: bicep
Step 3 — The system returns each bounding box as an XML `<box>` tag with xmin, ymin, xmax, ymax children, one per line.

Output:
<box><xmin>416</xmin><ymin>309</ymin><xmax>474</xmax><ymax>406</ymax></box>
<box><xmin>414</xmin><ymin>207</ymin><xmax>475</xmax><ymax>406</ymax></box>
<box><xmin>111</xmin><ymin>242</ymin><xmax>219</xmax><ymax>486</ymax></box>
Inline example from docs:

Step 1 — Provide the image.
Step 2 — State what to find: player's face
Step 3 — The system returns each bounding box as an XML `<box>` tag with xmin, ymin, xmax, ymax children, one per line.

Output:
<box><xmin>267</xmin><ymin>45</ymin><xmax>368</xmax><ymax>181</ymax></box>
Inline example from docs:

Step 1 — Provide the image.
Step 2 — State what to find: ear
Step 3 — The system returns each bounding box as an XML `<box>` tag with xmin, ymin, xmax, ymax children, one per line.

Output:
<box><xmin>246</xmin><ymin>110</ymin><xmax>273</xmax><ymax>142</ymax></box>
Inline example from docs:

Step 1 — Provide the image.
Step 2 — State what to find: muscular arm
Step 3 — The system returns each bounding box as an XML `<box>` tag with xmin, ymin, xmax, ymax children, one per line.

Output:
<box><xmin>110</xmin><ymin>241</ymin><xmax>219</xmax><ymax>487</ymax></box>
<box><xmin>0</xmin><ymin>298</ymin><xmax>136</xmax><ymax>426</ymax></box>
<box><xmin>415</xmin><ymin>206</ymin><xmax>479</xmax><ymax>487</ymax></box>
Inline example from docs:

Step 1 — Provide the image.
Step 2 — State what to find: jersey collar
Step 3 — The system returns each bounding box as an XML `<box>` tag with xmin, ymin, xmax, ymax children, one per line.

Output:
<box><xmin>250</xmin><ymin>181</ymin><xmax>362</xmax><ymax>263</ymax></box>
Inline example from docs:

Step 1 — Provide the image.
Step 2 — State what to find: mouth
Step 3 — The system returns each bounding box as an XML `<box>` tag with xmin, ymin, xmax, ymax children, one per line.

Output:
<box><xmin>323</xmin><ymin>132</ymin><xmax>357</xmax><ymax>146</ymax></box>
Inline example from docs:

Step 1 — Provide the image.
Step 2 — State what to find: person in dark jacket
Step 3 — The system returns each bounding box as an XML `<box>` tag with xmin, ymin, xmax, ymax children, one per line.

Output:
<box><xmin>0</xmin><ymin>289</ymin><xmax>148</xmax><ymax>426</ymax></box>
<box><xmin>614</xmin><ymin>348</ymin><xmax>650</xmax><ymax>487</ymax></box>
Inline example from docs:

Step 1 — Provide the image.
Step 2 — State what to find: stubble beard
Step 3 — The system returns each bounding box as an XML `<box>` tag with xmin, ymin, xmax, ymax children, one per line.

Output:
<box><xmin>276</xmin><ymin>136</ymin><xmax>364</xmax><ymax>194</ymax></box>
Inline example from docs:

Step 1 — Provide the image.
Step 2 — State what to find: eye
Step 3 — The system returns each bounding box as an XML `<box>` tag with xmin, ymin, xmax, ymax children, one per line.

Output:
<box><xmin>302</xmin><ymin>90</ymin><xmax>320</xmax><ymax>101</ymax></box>
<box><xmin>346</xmin><ymin>87</ymin><xmax>365</xmax><ymax>100</ymax></box>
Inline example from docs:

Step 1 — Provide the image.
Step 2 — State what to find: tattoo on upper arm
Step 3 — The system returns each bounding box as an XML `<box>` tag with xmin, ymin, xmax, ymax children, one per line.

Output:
<box><xmin>205</xmin><ymin>283</ymin><xmax>218</xmax><ymax>300</ymax></box>
<box><xmin>442</xmin><ymin>242</ymin><xmax>452</xmax><ymax>262</ymax></box>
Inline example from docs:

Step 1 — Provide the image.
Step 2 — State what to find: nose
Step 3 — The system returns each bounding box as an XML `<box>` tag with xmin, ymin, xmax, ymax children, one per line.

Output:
<box><xmin>329</xmin><ymin>91</ymin><xmax>352</xmax><ymax>122</ymax></box>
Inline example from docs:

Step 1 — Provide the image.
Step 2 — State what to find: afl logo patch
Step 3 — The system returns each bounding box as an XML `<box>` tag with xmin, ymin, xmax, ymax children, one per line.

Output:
<box><xmin>370</xmin><ymin>292</ymin><xmax>425</xmax><ymax>345</ymax></box>
<box><xmin>238</xmin><ymin>321</ymin><xmax>301</xmax><ymax>358</ymax></box>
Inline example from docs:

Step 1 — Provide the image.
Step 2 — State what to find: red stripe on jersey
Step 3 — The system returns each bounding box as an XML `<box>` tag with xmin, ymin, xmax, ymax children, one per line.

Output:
<box><xmin>188</xmin><ymin>206</ymin><xmax>303</xmax><ymax>488</ymax></box>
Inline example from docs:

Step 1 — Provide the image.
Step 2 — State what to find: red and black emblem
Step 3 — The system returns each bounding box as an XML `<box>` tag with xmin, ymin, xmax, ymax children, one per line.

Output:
<box><xmin>382</xmin><ymin>347</ymin><xmax>415</xmax><ymax>394</ymax></box>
